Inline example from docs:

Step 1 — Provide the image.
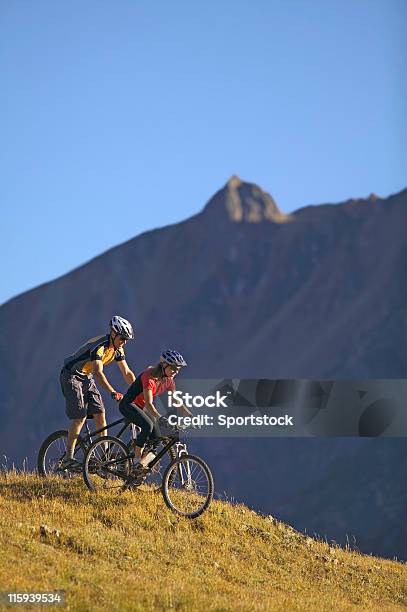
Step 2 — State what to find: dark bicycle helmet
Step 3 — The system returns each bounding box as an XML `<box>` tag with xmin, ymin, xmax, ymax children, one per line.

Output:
<box><xmin>160</xmin><ymin>350</ymin><xmax>187</xmax><ymax>367</ymax></box>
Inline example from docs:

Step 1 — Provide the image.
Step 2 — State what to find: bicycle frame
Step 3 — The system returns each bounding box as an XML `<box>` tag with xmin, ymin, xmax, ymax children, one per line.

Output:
<box><xmin>82</xmin><ymin>421</ymin><xmax>192</xmax><ymax>487</ymax></box>
<box><xmin>146</xmin><ymin>436</ymin><xmax>178</xmax><ymax>469</ymax></box>
<box><xmin>81</xmin><ymin>417</ymin><xmax>136</xmax><ymax>447</ymax></box>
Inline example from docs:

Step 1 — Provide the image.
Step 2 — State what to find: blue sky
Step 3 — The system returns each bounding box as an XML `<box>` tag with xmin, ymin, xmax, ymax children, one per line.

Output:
<box><xmin>1</xmin><ymin>0</ymin><xmax>406</xmax><ymax>304</ymax></box>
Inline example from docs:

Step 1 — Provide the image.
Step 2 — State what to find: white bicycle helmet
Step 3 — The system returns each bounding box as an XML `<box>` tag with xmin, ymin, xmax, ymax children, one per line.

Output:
<box><xmin>109</xmin><ymin>315</ymin><xmax>134</xmax><ymax>340</ymax></box>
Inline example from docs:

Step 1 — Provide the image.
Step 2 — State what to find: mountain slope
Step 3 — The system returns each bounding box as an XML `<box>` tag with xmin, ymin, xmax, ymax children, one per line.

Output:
<box><xmin>0</xmin><ymin>473</ymin><xmax>406</xmax><ymax>611</ymax></box>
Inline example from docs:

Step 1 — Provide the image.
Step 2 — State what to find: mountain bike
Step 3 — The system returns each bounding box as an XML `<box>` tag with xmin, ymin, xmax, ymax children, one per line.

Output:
<box><xmin>82</xmin><ymin>418</ymin><xmax>214</xmax><ymax>519</ymax></box>
<box><xmin>37</xmin><ymin>416</ymin><xmax>176</xmax><ymax>489</ymax></box>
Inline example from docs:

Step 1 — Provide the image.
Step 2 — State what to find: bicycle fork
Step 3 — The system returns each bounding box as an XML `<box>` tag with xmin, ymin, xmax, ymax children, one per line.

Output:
<box><xmin>174</xmin><ymin>442</ymin><xmax>192</xmax><ymax>488</ymax></box>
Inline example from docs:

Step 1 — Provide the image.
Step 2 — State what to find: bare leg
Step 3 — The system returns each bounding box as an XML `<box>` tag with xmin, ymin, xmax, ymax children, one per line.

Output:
<box><xmin>93</xmin><ymin>412</ymin><xmax>109</xmax><ymax>452</ymax></box>
<box><xmin>93</xmin><ymin>412</ymin><xmax>107</xmax><ymax>437</ymax></box>
<box><xmin>133</xmin><ymin>444</ymin><xmax>143</xmax><ymax>463</ymax></box>
<box><xmin>67</xmin><ymin>418</ymin><xmax>86</xmax><ymax>458</ymax></box>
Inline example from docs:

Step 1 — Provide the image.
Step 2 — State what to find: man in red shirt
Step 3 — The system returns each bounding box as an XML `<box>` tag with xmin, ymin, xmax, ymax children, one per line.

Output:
<box><xmin>119</xmin><ymin>350</ymin><xmax>191</xmax><ymax>465</ymax></box>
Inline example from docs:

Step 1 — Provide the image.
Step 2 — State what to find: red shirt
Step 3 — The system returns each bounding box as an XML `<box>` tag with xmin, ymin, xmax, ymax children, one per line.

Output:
<box><xmin>131</xmin><ymin>367</ymin><xmax>176</xmax><ymax>409</ymax></box>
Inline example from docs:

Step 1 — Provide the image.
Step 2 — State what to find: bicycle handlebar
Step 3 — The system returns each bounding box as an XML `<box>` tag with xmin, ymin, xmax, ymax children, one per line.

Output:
<box><xmin>157</xmin><ymin>416</ymin><xmax>197</xmax><ymax>434</ymax></box>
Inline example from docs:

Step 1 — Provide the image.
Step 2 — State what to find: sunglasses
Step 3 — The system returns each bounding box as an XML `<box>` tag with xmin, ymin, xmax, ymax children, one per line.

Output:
<box><xmin>113</xmin><ymin>332</ymin><xmax>128</xmax><ymax>341</ymax></box>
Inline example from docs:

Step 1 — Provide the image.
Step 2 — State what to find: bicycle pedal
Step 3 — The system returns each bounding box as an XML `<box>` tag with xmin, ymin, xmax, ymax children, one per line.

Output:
<box><xmin>125</xmin><ymin>476</ymin><xmax>144</xmax><ymax>489</ymax></box>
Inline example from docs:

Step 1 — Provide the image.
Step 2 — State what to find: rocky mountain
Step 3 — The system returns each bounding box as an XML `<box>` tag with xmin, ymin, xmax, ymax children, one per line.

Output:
<box><xmin>1</xmin><ymin>177</ymin><xmax>406</xmax><ymax>559</ymax></box>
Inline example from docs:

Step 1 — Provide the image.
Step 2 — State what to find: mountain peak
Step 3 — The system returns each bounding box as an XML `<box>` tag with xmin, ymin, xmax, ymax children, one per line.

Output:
<box><xmin>203</xmin><ymin>176</ymin><xmax>292</xmax><ymax>224</ymax></box>
<box><xmin>226</xmin><ymin>174</ymin><xmax>243</xmax><ymax>190</ymax></box>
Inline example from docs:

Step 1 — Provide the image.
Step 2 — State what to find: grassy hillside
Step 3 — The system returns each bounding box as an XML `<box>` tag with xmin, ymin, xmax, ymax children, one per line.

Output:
<box><xmin>0</xmin><ymin>472</ymin><xmax>406</xmax><ymax>611</ymax></box>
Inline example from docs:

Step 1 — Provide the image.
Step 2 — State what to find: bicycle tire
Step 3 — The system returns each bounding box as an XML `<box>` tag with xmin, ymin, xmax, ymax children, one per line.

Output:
<box><xmin>83</xmin><ymin>435</ymin><xmax>131</xmax><ymax>492</ymax></box>
<box><xmin>162</xmin><ymin>454</ymin><xmax>214</xmax><ymax>519</ymax></box>
<box><xmin>37</xmin><ymin>430</ymin><xmax>87</xmax><ymax>477</ymax></box>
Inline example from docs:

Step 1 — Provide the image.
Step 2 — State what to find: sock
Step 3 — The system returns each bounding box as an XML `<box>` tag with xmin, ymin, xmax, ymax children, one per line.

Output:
<box><xmin>66</xmin><ymin>449</ymin><xmax>74</xmax><ymax>460</ymax></box>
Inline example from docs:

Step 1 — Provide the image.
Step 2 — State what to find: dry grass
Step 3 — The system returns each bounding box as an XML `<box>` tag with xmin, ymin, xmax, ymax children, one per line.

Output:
<box><xmin>0</xmin><ymin>471</ymin><xmax>405</xmax><ymax>611</ymax></box>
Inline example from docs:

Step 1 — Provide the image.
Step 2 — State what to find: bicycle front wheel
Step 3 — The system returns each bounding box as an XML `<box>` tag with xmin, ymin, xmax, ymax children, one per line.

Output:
<box><xmin>162</xmin><ymin>454</ymin><xmax>214</xmax><ymax>519</ymax></box>
<box><xmin>83</xmin><ymin>436</ymin><xmax>131</xmax><ymax>492</ymax></box>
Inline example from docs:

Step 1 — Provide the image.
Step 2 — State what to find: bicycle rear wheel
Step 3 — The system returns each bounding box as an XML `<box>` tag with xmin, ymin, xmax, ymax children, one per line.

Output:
<box><xmin>83</xmin><ymin>436</ymin><xmax>131</xmax><ymax>491</ymax></box>
<box><xmin>37</xmin><ymin>430</ymin><xmax>87</xmax><ymax>477</ymax></box>
<box><xmin>162</xmin><ymin>454</ymin><xmax>214</xmax><ymax>519</ymax></box>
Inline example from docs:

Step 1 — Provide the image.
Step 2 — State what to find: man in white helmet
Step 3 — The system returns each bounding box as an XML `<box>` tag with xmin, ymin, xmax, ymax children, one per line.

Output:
<box><xmin>59</xmin><ymin>315</ymin><xmax>136</xmax><ymax>468</ymax></box>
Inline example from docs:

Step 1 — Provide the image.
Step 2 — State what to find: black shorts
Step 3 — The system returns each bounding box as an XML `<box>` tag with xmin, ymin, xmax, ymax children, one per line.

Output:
<box><xmin>60</xmin><ymin>368</ymin><xmax>105</xmax><ymax>420</ymax></box>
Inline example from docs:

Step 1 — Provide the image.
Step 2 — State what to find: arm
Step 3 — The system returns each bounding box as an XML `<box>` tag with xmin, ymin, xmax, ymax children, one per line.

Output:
<box><xmin>117</xmin><ymin>359</ymin><xmax>136</xmax><ymax>385</ymax></box>
<box><xmin>143</xmin><ymin>388</ymin><xmax>161</xmax><ymax>420</ymax></box>
<box><xmin>92</xmin><ymin>360</ymin><xmax>117</xmax><ymax>395</ymax></box>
